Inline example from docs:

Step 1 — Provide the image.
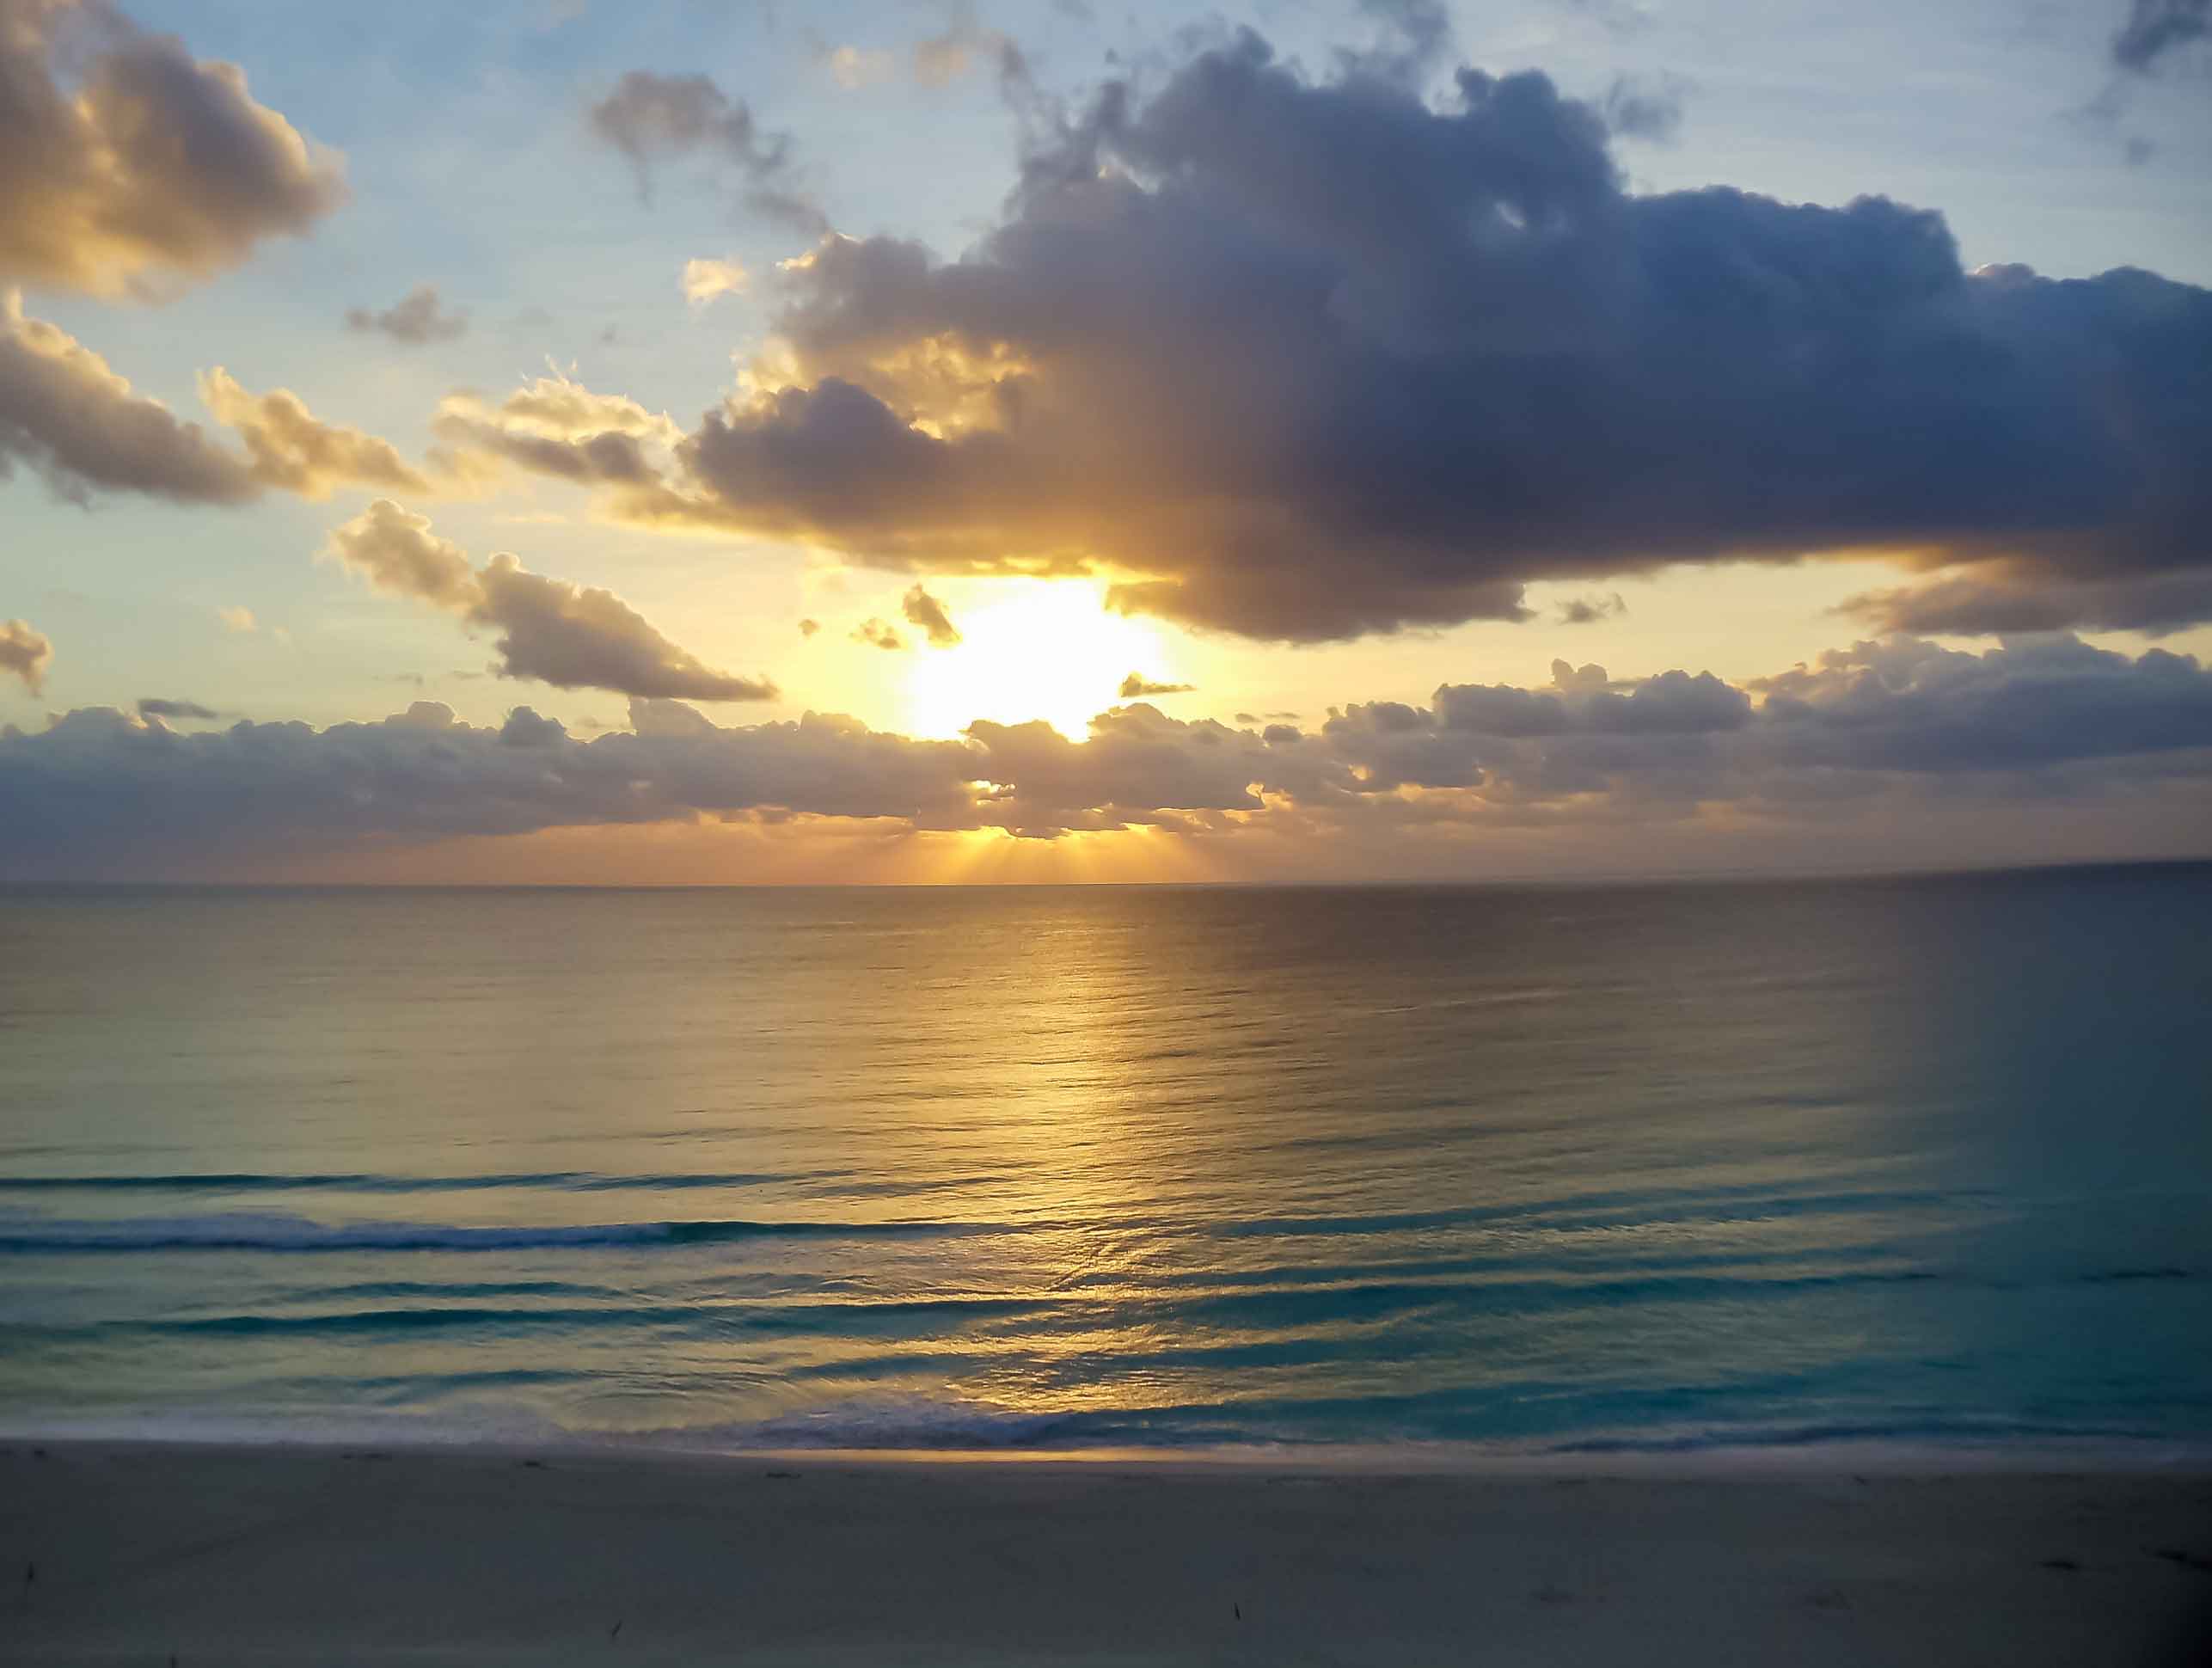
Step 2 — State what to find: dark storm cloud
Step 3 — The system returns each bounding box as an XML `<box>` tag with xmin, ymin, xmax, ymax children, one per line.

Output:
<box><xmin>900</xmin><ymin>584</ymin><xmax>961</xmax><ymax>647</ymax></box>
<box><xmin>615</xmin><ymin>28</ymin><xmax>2212</xmax><ymax>641</ymax></box>
<box><xmin>1</xmin><ymin>618</ymin><xmax>51</xmax><ymax>694</ymax></box>
<box><xmin>1839</xmin><ymin>567</ymin><xmax>2212</xmax><ymax>638</ymax></box>
<box><xmin>586</xmin><ymin>70</ymin><xmax>824</xmax><ymax>231</ymax></box>
<box><xmin>0</xmin><ymin>0</ymin><xmax>345</xmax><ymax>297</ymax></box>
<box><xmin>2112</xmin><ymin>0</ymin><xmax>2208</xmax><ymax>71</ymax></box>
<box><xmin>346</xmin><ymin>285</ymin><xmax>469</xmax><ymax>345</ymax></box>
<box><xmin>135</xmin><ymin>697</ymin><xmax>218</xmax><ymax>721</ymax></box>
<box><xmin>326</xmin><ymin>500</ymin><xmax>778</xmax><ymax>703</ymax></box>
<box><xmin>1743</xmin><ymin>636</ymin><xmax>2212</xmax><ymax>775</ymax></box>
<box><xmin>5</xmin><ymin>636</ymin><xmax>2208</xmax><ymax>874</ymax></box>
<box><xmin>1318</xmin><ymin>639</ymin><xmax>2212</xmax><ymax>800</ymax></box>
<box><xmin>1120</xmin><ymin>673</ymin><xmax>1195</xmax><ymax>696</ymax></box>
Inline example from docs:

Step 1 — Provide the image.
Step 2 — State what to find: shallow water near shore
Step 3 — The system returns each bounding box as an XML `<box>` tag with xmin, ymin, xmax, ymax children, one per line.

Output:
<box><xmin>3</xmin><ymin>864</ymin><xmax>2209</xmax><ymax>1456</ymax></box>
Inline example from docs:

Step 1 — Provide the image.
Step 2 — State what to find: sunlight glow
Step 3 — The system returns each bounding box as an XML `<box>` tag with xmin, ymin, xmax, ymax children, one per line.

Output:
<box><xmin>903</xmin><ymin>581</ymin><xmax>1180</xmax><ymax>740</ymax></box>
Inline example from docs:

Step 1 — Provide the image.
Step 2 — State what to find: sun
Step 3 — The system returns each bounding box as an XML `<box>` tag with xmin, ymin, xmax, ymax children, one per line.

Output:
<box><xmin>903</xmin><ymin>581</ymin><xmax>1181</xmax><ymax>740</ymax></box>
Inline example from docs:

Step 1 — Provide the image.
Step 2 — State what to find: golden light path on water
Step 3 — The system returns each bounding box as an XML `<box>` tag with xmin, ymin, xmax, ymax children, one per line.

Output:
<box><xmin>3</xmin><ymin>876</ymin><xmax>2210</xmax><ymax>1449</ymax></box>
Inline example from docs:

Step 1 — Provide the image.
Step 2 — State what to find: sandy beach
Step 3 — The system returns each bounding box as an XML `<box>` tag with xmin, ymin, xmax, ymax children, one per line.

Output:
<box><xmin>2</xmin><ymin>1441</ymin><xmax>2207</xmax><ymax>1665</ymax></box>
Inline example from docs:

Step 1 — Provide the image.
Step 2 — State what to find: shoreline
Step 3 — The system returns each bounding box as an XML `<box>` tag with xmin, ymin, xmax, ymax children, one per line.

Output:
<box><xmin>7</xmin><ymin>1439</ymin><xmax>2209</xmax><ymax>1665</ymax></box>
<box><xmin>9</xmin><ymin>1425</ymin><xmax>2212</xmax><ymax>1478</ymax></box>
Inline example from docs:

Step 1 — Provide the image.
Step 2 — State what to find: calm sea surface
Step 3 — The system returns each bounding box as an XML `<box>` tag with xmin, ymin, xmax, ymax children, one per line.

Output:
<box><xmin>2</xmin><ymin>867</ymin><xmax>2208</xmax><ymax>1455</ymax></box>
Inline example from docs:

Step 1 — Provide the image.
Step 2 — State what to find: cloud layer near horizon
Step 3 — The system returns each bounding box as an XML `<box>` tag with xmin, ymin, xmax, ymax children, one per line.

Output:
<box><xmin>6</xmin><ymin>634</ymin><xmax>2209</xmax><ymax>875</ymax></box>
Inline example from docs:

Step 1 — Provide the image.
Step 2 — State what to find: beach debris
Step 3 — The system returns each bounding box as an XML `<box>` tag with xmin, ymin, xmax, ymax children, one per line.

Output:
<box><xmin>1233</xmin><ymin>1604</ymin><xmax>1241</xmax><ymax>1622</ymax></box>
<box><xmin>610</xmin><ymin>1619</ymin><xmax>624</xmax><ymax>1640</ymax></box>
<box><xmin>2151</xmin><ymin>1548</ymin><xmax>2212</xmax><ymax>1574</ymax></box>
<box><xmin>2039</xmin><ymin>1558</ymin><xmax>2080</xmax><ymax>1572</ymax></box>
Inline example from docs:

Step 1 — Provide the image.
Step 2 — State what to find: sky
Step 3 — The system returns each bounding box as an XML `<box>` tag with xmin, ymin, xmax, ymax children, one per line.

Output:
<box><xmin>3</xmin><ymin>0</ymin><xmax>2210</xmax><ymax>883</ymax></box>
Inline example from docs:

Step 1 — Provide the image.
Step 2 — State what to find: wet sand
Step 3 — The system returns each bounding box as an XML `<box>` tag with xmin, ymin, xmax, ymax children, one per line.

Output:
<box><xmin>3</xmin><ymin>1441</ymin><xmax>2209</xmax><ymax>1665</ymax></box>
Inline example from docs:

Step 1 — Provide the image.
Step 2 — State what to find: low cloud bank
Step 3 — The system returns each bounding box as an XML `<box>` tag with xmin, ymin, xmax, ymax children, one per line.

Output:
<box><xmin>6</xmin><ymin>635</ymin><xmax>2209</xmax><ymax>875</ymax></box>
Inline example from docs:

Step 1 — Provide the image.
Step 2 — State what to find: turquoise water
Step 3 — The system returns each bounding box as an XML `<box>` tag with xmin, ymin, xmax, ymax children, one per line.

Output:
<box><xmin>2</xmin><ymin>867</ymin><xmax>2208</xmax><ymax>1453</ymax></box>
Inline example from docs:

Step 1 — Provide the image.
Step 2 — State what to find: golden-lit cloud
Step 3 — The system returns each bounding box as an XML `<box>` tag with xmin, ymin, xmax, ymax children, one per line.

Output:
<box><xmin>2</xmin><ymin>294</ymin><xmax>439</xmax><ymax>506</ymax></box>
<box><xmin>198</xmin><ymin>368</ymin><xmax>433</xmax><ymax>500</ymax></box>
<box><xmin>0</xmin><ymin>618</ymin><xmax>51</xmax><ymax>694</ymax></box>
<box><xmin>430</xmin><ymin>371</ymin><xmax>682</xmax><ymax>488</ymax></box>
<box><xmin>0</xmin><ymin>0</ymin><xmax>346</xmax><ymax>297</ymax></box>
<box><xmin>912</xmin><ymin>8</ymin><xmax>1024</xmax><ymax>89</ymax></box>
<box><xmin>325</xmin><ymin>500</ymin><xmax>777</xmax><ymax>702</ymax></box>
<box><xmin>820</xmin><ymin>43</ymin><xmax>895</xmax><ymax>89</ymax></box>
<box><xmin>681</xmin><ymin>256</ymin><xmax>750</xmax><ymax>306</ymax></box>
<box><xmin>901</xmin><ymin>585</ymin><xmax>960</xmax><ymax>647</ymax></box>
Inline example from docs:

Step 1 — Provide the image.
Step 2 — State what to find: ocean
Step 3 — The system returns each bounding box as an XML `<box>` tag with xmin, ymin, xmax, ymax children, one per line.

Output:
<box><xmin>2</xmin><ymin>865</ymin><xmax>2208</xmax><ymax>1457</ymax></box>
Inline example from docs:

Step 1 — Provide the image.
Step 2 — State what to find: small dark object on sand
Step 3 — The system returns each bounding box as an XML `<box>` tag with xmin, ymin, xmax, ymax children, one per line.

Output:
<box><xmin>610</xmin><ymin>1619</ymin><xmax>623</xmax><ymax>1640</ymax></box>
<box><xmin>1234</xmin><ymin>1604</ymin><xmax>1241</xmax><ymax>1621</ymax></box>
<box><xmin>521</xmin><ymin>1459</ymin><xmax>545</xmax><ymax>1469</ymax></box>
<box><xmin>2152</xmin><ymin>1548</ymin><xmax>2212</xmax><ymax>1574</ymax></box>
<box><xmin>2041</xmin><ymin>1559</ymin><xmax>2080</xmax><ymax>1572</ymax></box>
